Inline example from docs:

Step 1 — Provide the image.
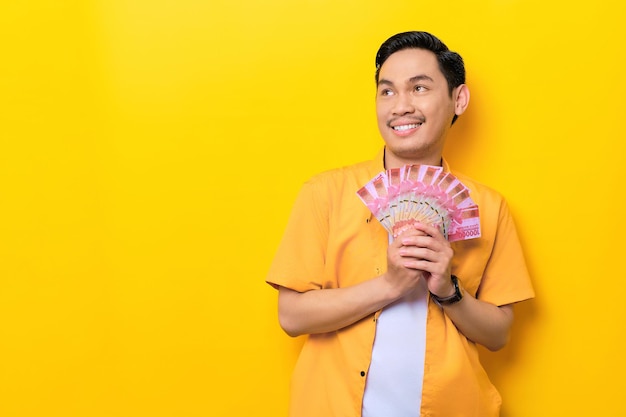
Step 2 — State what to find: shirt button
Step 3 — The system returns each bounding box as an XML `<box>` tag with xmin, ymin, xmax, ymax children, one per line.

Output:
<box><xmin>360</xmin><ymin>371</ymin><xmax>366</xmax><ymax>377</ymax></box>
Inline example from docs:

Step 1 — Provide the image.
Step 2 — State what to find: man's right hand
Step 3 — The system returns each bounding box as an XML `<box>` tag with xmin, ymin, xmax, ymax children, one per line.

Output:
<box><xmin>384</xmin><ymin>227</ymin><xmax>427</xmax><ymax>298</ymax></box>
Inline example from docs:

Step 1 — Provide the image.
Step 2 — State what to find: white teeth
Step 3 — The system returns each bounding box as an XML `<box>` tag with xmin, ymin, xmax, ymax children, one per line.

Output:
<box><xmin>393</xmin><ymin>123</ymin><xmax>421</xmax><ymax>131</ymax></box>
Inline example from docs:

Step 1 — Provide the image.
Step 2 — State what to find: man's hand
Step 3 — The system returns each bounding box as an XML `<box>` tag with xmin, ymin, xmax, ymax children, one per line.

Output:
<box><xmin>391</xmin><ymin>222</ymin><xmax>514</xmax><ymax>351</ymax></box>
<box><xmin>385</xmin><ymin>226</ymin><xmax>427</xmax><ymax>298</ymax></box>
<box><xmin>393</xmin><ymin>222</ymin><xmax>455</xmax><ymax>298</ymax></box>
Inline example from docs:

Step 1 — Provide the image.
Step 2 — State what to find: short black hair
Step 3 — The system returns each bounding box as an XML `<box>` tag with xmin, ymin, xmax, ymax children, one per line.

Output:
<box><xmin>375</xmin><ymin>31</ymin><xmax>465</xmax><ymax>96</ymax></box>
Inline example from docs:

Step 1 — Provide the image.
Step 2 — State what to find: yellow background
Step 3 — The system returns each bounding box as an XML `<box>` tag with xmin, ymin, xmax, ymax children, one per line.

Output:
<box><xmin>1</xmin><ymin>1</ymin><xmax>625</xmax><ymax>416</ymax></box>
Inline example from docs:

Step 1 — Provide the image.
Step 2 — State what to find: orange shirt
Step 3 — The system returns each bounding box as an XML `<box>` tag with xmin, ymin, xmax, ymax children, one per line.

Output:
<box><xmin>267</xmin><ymin>150</ymin><xmax>535</xmax><ymax>417</ymax></box>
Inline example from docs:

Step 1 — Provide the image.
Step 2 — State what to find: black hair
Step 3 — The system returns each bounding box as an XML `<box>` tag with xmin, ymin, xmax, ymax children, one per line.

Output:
<box><xmin>375</xmin><ymin>31</ymin><xmax>466</xmax><ymax>97</ymax></box>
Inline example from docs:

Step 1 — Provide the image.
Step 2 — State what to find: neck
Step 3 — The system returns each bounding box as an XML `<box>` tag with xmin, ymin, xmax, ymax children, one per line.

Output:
<box><xmin>383</xmin><ymin>148</ymin><xmax>443</xmax><ymax>169</ymax></box>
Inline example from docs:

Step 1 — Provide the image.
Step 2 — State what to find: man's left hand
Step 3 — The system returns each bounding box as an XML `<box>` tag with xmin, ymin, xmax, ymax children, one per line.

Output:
<box><xmin>396</xmin><ymin>222</ymin><xmax>455</xmax><ymax>298</ymax></box>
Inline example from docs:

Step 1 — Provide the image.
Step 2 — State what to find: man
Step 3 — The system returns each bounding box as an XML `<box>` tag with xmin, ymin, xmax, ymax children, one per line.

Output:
<box><xmin>267</xmin><ymin>31</ymin><xmax>534</xmax><ymax>417</ymax></box>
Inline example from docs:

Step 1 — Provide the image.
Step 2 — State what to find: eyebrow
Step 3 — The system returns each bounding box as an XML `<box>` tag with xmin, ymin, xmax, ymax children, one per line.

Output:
<box><xmin>377</xmin><ymin>74</ymin><xmax>435</xmax><ymax>87</ymax></box>
<box><xmin>409</xmin><ymin>74</ymin><xmax>434</xmax><ymax>84</ymax></box>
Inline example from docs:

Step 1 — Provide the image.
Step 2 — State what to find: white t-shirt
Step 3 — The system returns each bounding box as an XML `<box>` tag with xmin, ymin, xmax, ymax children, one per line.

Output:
<box><xmin>361</xmin><ymin>278</ymin><xmax>428</xmax><ymax>417</ymax></box>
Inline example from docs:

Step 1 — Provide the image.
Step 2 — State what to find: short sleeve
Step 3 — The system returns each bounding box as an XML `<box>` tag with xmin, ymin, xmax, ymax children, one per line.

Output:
<box><xmin>476</xmin><ymin>199</ymin><xmax>535</xmax><ymax>306</ymax></box>
<box><xmin>266</xmin><ymin>178</ymin><xmax>329</xmax><ymax>292</ymax></box>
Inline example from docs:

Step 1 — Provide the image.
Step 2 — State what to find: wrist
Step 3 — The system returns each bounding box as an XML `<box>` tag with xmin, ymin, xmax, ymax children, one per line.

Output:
<box><xmin>379</xmin><ymin>272</ymin><xmax>404</xmax><ymax>302</ymax></box>
<box><xmin>432</xmin><ymin>281</ymin><xmax>456</xmax><ymax>298</ymax></box>
<box><xmin>430</xmin><ymin>275</ymin><xmax>463</xmax><ymax>306</ymax></box>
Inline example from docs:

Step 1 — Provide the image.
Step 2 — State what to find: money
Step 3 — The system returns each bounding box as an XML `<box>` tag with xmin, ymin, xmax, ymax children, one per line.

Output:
<box><xmin>357</xmin><ymin>164</ymin><xmax>481</xmax><ymax>242</ymax></box>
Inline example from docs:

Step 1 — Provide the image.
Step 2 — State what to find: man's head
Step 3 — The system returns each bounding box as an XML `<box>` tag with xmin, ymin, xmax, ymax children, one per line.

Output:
<box><xmin>374</xmin><ymin>31</ymin><xmax>470</xmax><ymax>168</ymax></box>
<box><xmin>375</xmin><ymin>31</ymin><xmax>465</xmax><ymax>102</ymax></box>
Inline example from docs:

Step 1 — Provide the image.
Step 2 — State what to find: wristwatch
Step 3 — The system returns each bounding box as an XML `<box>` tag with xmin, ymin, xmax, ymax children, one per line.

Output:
<box><xmin>430</xmin><ymin>275</ymin><xmax>463</xmax><ymax>306</ymax></box>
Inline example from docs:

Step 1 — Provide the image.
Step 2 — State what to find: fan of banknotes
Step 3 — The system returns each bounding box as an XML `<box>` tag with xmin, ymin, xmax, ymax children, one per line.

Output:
<box><xmin>356</xmin><ymin>164</ymin><xmax>481</xmax><ymax>242</ymax></box>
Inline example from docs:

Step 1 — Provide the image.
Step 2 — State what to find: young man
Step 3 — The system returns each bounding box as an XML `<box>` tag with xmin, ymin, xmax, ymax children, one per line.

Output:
<box><xmin>267</xmin><ymin>31</ymin><xmax>534</xmax><ymax>417</ymax></box>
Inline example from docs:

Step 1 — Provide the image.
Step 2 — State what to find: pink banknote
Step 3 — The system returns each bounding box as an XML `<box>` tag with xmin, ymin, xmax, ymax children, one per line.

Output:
<box><xmin>357</xmin><ymin>164</ymin><xmax>481</xmax><ymax>242</ymax></box>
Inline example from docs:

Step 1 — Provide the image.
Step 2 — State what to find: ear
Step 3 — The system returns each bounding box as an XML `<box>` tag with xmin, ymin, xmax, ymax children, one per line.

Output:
<box><xmin>453</xmin><ymin>84</ymin><xmax>470</xmax><ymax>116</ymax></box>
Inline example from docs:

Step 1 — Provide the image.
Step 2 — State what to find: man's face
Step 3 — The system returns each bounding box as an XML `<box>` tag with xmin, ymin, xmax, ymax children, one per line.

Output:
<box><xmin>376</xmin><ymin>48</ymin><xmax>465</xmax><ymax>168</ymax></box>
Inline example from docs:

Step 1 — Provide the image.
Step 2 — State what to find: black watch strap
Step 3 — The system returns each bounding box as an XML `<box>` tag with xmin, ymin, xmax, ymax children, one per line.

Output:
<box><xmin>430</xmin><ymin>275</ymin><xmax>463</xmax><ymax>306</ymax></box>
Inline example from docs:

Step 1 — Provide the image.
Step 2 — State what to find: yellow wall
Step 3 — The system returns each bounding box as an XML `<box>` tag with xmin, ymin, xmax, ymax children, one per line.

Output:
<box><xmin>1</xmin><ymin>1</ymin><xmax>625</xmax><ymax>416</ymax></box>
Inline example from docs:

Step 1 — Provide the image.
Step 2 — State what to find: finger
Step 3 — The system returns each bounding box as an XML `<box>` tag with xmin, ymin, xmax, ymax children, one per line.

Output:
<box><xmin>393</xmin><ymin>225</ymin><xmax>427</xmax><ymax>239</ymax></box>
<box><xmin>400</xmin><ymin>246</ymin><xmax>436</xmax><ymax>262</ymax></box>
<box><xmin>393</xmin><ymin>228</ymin><xmax>426</xmax><ymax>243</ymax></box>
<box><xmin>400</xmin><ymin>245</ymin><xmax>452</xmax><ymax>269</ymax></box>
<box><xmin>409</xmin><ymin>222</ymin><xmax>446</xmax><ymax>241</ymax></box>
<box><xmin>400</xmin><ymin>234</ymin><xmax>441</xmax><ymax>251</ymax></box>
<box><xmin>402</xmin><ymin>258</ymin><xmax>449</xmax><ymax>276</ymax></box>
<box><xmin>402</xmin><ymin>232</ymin><xmax>452</xmax><ymax>254</ymax></box>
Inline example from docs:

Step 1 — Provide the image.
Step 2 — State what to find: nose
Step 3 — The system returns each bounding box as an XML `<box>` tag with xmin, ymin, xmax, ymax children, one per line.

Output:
<box><xmin>392</xmin><ymin>92</ymin><xmax>415</xmax><ymax>116</ymax></box>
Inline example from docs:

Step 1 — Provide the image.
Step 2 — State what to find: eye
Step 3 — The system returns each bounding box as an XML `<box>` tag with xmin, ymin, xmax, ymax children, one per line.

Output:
<box><xmin>414</xmin><ymin>85</ymin><xmax>427</xmax><ymax>92</ymax></box>
<box><xmin>379</xmin><ymin>88</ymin><xmax>394</xmax><ymax>96</ymax></box>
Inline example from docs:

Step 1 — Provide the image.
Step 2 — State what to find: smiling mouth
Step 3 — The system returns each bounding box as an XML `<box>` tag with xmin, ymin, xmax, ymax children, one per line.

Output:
<box><xmin>392</xmin><ymin>123</ymin><xmax>422</xmax><ymax>132</ymax></box>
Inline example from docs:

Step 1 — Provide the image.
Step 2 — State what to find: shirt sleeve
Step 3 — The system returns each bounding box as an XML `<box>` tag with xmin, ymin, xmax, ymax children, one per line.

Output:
<box><xmin>476</xmin><ymin>199</ymin><xmax>535</xmax><ymax>306</ymax></box>
<box><xmin>266</xmin><ymin>177</ymin><xmax>329</xmax><ymax>292</ymax></box>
